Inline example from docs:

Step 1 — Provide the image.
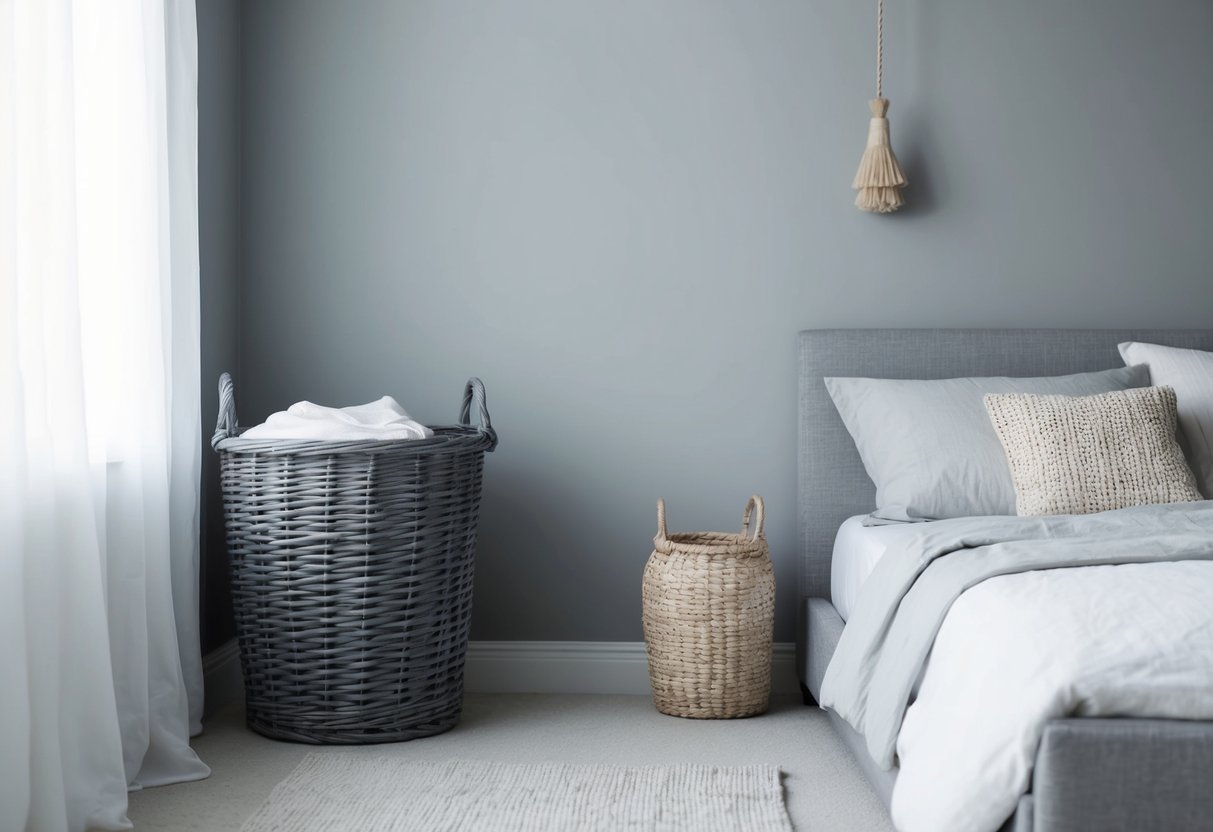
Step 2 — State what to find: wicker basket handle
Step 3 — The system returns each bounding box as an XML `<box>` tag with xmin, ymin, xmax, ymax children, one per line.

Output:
<box><xmin>741</xmin><ymin>494</ymin><xmax>765</xmax><ymax>541</ymax></box>
<box><xmin>655</xmin><ymin>498</ymin><xmax>669</xmax><ymax>542</ymax></box>
<box><xmin>211</xmin><ymin>372</ymin><xmax>238</xmax><ymax>450</ymax></box>
<box><xmin>657</xmin><ymin>497</ymin><xmax>764</xmax><ymax>542</ymax></box>
<box><xmin>460</xmin><ymin>377</ymin><xmax>498</xmax><ymax>449</ymax></box>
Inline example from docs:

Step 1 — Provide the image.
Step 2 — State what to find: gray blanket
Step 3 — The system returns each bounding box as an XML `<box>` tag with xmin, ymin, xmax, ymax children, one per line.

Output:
<box><xmin>819</xmin><ymin>501</ymin><xmax>1213</xmax><ymax>769</ymax></box>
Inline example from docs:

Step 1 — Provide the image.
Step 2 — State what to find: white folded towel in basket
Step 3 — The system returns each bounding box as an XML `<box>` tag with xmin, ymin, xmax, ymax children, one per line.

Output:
<box><xmin>240</xmin><ymin>396</ymin><xmax>434</xmax><ymax>442</ymax></box>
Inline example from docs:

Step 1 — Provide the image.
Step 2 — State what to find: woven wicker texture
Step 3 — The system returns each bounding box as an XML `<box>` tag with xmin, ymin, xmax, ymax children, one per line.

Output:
<box><xmin>642</xmin><ymin>496</ymin><xmax>775</xmax><ymax>719</ymax></box>
<box><xmin>212</xmin><ymin>374</ymin><xmax>497</xmax><ymax>744</ymax></box>
<box><xmin>984</xmin><ymin>385</ymin><xmax>1200</xmax><ymax>517</ymax></box>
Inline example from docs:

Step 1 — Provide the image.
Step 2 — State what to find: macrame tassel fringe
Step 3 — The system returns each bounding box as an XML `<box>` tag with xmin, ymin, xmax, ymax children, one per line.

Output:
<box><xmin>852</xmin><ymin>98</ymin><xmax>907</xmax><ymax>214</ymax></box>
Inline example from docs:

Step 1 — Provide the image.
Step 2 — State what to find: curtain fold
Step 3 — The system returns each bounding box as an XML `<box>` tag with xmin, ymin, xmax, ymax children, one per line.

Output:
<box><xmin>0</xmin><ymin>0</ymin><xmax>209</xmax><ymax>829</ymax></box>
<box><xmin>165</xmin><ymin>0</ymin><xmax>206</xmax><ymax>738</ymax></box>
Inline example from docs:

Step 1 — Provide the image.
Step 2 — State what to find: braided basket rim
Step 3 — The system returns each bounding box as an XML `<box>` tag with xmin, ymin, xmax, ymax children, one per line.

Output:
<box><xmin>214</xmin><ymin>423</ymin><xmax>496</xmax><ymax>458</ymax></box>
<box><xmin>653</xmin><ymin>531</ymin><xmax>768</xmax><ymax>556</ymax></box>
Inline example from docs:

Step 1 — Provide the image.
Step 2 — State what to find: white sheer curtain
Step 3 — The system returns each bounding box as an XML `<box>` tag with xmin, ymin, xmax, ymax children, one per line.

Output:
<box><xmin>0</xmin><ymin>0</ymin><xmax>210</xmax><ymax>829</ymax></box>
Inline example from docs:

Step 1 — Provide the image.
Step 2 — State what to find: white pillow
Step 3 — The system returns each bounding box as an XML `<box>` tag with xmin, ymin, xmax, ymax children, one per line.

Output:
<box><xmin>825</xmin><ymin>365</ymin><xmax>1150</xmax><ymax>523</ymax></box>
<box><xmin>1119</xmin><ymin>341</ymin><xmax>1213</xmax><ymax>498</ymax></box>
<box><xmin>984</xmin><ymin>386</ymin><xmax>1201</xmax><ymax>516</ymax></box>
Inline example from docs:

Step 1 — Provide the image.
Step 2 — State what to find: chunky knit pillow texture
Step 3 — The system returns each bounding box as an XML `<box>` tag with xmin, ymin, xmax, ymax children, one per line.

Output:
<box><xmin>1119</xmin><ymin>341</ymin><xmax>1213</xmax><ymax>498</ymax></box>
<box><xmin>983</xmin><ymin>386</ymin><xmax>1202</xmax><ymax>517</ymax></box>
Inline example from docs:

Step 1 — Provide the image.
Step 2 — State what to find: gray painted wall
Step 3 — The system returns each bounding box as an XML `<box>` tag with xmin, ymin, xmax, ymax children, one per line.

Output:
<box><xmin>198</xmin><ymin>0</ymin><xmax>241</xmax><ymax>654</ymax></box>
<box><xmin>238</xmin><ymin>0</ymin><xmax>1213</xmax><ymax>642</ymax></box>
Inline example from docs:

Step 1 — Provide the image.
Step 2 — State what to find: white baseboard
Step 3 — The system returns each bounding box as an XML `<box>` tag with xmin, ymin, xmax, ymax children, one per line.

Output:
<box><xmin>202</xmin><ymin>639</ymin><xmax>798</xmax><ymax>704</ymax></box>
<box><xmin>463</xmin><ymin>641</ymin><xmax>798</xmax><ymax>696</ymax></box>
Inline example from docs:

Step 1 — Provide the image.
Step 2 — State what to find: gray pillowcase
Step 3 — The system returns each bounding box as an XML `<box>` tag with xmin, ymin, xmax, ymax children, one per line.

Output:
<box><xmin>824</xmin><ymin>365</ymin><xmax>1150</xmax><ymax>523</ymax></box>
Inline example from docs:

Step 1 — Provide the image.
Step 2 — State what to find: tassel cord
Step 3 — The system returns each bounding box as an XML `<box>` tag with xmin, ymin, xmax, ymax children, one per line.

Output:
<box><xmin>876</xmin><ymin>0</ymin><xmax>884</xmax><ymax>99</ymax></box>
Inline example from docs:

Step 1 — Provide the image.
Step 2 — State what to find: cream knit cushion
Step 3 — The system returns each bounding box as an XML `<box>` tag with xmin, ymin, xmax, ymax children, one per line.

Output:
<box><xmin>984</xmin><ymin>386</ymin><xmax>1201</xmax><ymax>517</ymax></box>
<box><xmin>1119</xmin><ymin>341</ymin><xmax>1213</xmax><ymax>498</ymax></box>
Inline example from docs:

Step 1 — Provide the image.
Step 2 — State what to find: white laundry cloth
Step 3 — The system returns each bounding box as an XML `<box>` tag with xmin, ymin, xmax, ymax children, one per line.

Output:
<box><xmin>241</xmin><ymin>396</ymin><xmax>434</xmax><ymax>441</ymax></box>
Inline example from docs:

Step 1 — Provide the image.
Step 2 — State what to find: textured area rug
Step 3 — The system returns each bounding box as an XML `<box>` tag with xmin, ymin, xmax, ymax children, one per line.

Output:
<box><xmin>239</xmin><ymin>753</ymin><xmax>792</xmax><ymax>831</ymax></box>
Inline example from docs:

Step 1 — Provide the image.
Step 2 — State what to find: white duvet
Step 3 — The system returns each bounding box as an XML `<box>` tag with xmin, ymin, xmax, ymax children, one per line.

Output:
<box><xmin>892</xmin><ymin>560</ymin><xmax>1213</xmax><ymax>832</ymax></box>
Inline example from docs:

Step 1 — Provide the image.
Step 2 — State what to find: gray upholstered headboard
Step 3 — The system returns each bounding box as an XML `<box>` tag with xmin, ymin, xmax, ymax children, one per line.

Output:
<box><xmin>797</xmin><ymin>328</ymin><xmax>1213</xmax><ymax>600</ymax></box>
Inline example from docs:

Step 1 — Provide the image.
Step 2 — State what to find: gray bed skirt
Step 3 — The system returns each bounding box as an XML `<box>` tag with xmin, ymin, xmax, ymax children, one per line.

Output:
<box><xmin>800</xmin><ymin>597</ymin><xmax>1213</xmax><ymax>832</ymax></box>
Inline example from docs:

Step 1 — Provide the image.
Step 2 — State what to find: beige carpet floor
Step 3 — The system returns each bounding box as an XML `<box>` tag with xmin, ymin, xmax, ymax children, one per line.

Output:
<box><xmin>127</xmin><ymin>694</ymin><xmax>893</xmax><ymax>831</ymax></box>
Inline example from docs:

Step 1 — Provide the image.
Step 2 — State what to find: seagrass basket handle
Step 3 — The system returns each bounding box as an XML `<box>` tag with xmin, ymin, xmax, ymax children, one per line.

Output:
<box><xmin>741</xmin><ymin>494</ymin><xmax>765</xmax><ymax>541</ymax></box>
<box><xmin>655</xmin><ymin>498</ymin><xmax>669</xmax><ymax>542</ymax></box>
<box><xmin>655</xmin><ymin>496</ymin><xmax>765</xmax><ymax>543</ymax></box>
<box><xmin>211</xmin><ymin>372</ymin><xmax>238</xmax><ymax>450</ymax></box>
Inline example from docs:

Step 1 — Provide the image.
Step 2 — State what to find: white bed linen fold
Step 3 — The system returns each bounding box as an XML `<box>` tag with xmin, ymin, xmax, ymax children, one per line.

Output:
<box><xmin>820</xmin><ymin>503</ymin><xmax>1213</xmax><ymax>832</ymax></box>
<box><xmin>830</xmin><ymin>516</ymin><xmax>924</xmax><ymax>622</ymax></box>
<box><xmin>893</xmin><ymin>561</ymin><xmax>1213</xmax><ymax>832</ymax></box>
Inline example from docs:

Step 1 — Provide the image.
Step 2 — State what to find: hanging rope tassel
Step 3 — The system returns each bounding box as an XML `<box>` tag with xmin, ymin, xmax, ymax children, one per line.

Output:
<box><xmin>853</xmin><ymin>98</ymin><xmax>906</xmax><ymax>213</ymax></box>
<box><xmin>853</xmin><ymin>0</ymin><xmax>906</xmax><ymax>213</ymax></box>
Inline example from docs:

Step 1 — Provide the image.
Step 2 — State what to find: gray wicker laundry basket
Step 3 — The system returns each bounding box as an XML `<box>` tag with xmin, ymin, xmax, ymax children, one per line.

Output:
<box><xmin>211</xmin><ymin>374</ymin><xmax>497</xmax><ymax>744</ymax></box>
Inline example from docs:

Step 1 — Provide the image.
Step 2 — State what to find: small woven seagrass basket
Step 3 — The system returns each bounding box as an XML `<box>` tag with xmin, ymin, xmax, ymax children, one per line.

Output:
<box><xmin>641</xmin><ymin>496</ymin><xmax>775</xmax><ymax>719</ymax></box>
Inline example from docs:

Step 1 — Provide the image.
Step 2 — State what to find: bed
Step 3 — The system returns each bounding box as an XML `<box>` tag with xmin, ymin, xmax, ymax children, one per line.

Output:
<box><xmin>796</xmin><ymin>329</ymin><xmax>1213</xmax><ymax>832</ymax></box>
